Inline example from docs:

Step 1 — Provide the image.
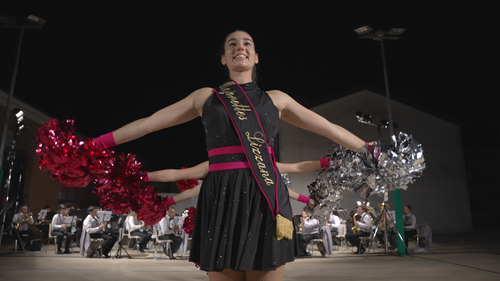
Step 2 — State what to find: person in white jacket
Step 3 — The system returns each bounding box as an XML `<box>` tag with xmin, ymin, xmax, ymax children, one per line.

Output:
<box><xmin>298</xmin><ymin>211</ymin><xmax>326</xmax><ymax>256</ymax></box>
<box><xmin>320</xmin><ymin>212</ymin><xmax>340</xmax><ymax>255</ymax></box>
<box><xmin>81</xmin><ymin>206</ymin><xmax>117</xmax><ymax>258</ymax></box>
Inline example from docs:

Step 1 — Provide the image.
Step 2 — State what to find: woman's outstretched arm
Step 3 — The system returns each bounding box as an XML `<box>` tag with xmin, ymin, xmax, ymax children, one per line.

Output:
<box><xmin>95</xmin><ymin>88</ymin><xmax>213</xmax><ymax>148</ymax></box>
<box><xmin>171</xmin><ymin>181</ymin><xmax>203</xmax><ymax>204</ymax></box>
<box><xmin>147</xmin><ymin>161</ymin><xmax>209</xmax><ymax>182</ymax></box>
<box><xmin>269</xmin><ymin>90</ymin><xmax>365</xmax><ymax>153</ymax></box>
<box><xmin>148</xmin><ymin>159</ymin><xmax>323</xmax><ymax>182</ymax></box>
<box><xmin>277</xmin><ymin>160</ymin><xmax>321</xmax><ymax>174</ymax></box>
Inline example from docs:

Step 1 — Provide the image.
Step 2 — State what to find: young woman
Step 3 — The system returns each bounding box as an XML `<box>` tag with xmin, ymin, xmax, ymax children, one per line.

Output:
<box><xmin>94</xmin><ymin>30</ymin><xmax>366</xmax><ymax>280</ymax></box>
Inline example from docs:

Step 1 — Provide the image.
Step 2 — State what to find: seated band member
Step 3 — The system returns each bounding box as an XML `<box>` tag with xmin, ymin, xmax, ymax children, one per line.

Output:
<box><xmin>12</xmin><ymin>204</ymin><xmax>36</xmax><ymax>250</ymax></box>
<box><xmin>81</xmin><ymin>206</ymin><xmax>117</xmax><ymax>258</ymax></box>
<box><xmin>298</xmin><ymin>211</ymin><xmax>326</xmax><ymax>256</ymax></box>
<box><xmin>345</xmin><ymin>205</ymin><xmax>372</xmax><ymax>254</ymax></box>
<box><xmin>403</xmin><ymin>205</ymin><xmax>417</xmax><ymax>249</ymax></box>
<box><xmin>51</xmin><ymin>205</ymin><xmax>73</xmax><ymax>254</ymax></box>
<box><xmin>157</xmin><ymin>207</ymin><xmax>183</xmax><ymax>258</ymax></box>
<box><xmin>125</xmin><ymin>211</ymin><xmax>151</xmax><ymax>253</ymax></box>
<box><xmin>320</xmin><ymin>211</ymin><xmax>340</xmax><ymax>256</ymax></box>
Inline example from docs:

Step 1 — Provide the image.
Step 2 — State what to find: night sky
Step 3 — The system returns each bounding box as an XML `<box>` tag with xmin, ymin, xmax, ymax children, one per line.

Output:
<box><xmin>1</xmin><ymin>2</ymin><xmax>497</xmax><ymax>173</ymax></box>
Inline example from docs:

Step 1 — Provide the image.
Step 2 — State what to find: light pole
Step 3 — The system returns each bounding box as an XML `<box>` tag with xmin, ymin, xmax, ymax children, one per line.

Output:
<box><xmin>354</xmin><ymin>25</ymin><xmax>408</xmax><ymax>256</ymax></box>
<box><xmin>0</xmin><ymin>14</ymin><xmax>45</xmax><ymax>197</ymax></box>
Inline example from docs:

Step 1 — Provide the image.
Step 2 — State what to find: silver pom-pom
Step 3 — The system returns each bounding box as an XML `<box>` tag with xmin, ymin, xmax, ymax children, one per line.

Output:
<box><xmin>318</xmin><ymin>131</ymin><xmax>426</xmax><ymax>197</ymax></box>
<box><xmin>304</xmin><ymin>180</ymin><xmax>342</xmax><ymax>225</ymax></box>
<box><xmin>281</xmin><ymin>174</ymin><xmax>292</xmax><ymax>188</ymax></box>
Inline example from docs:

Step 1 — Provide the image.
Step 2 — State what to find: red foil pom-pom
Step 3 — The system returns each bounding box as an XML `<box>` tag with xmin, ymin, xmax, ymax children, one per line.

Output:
<box><xmin>182</xmin><ymin>207</ymin><xmax>196</xmax><ymax>236</ymax></box>
<box><xmin>93</xmin><ymin>152</ymin><xmax>148</xmax><ymax>214</ymax></box>
<box><xmin>36</xmin><ymin>119</ymin><xmax>114</xmax><ymax>188</ymax></box>
<box><xmin>176</xmin><ymin>168</ymin><xmax>199</xmax><ymax>192</ymax></box>
<box><xmin>37</xmin><ymin>119</ymin><xmax>175</xmax><ymax>227</ymax></box>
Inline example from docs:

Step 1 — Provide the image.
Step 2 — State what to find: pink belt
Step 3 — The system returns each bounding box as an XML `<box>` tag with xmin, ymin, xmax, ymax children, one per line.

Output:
<box><xmin>208</xmin><ymin>145</ymin><xmax>274</xmax><ymax>172</ymax></box>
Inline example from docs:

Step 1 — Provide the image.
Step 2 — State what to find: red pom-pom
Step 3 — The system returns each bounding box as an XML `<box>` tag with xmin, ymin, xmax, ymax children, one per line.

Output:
<box><xmin>36</xmin><ymin>119</ymin><xmax>114</xmax><ymax>188</ymax></box>
<box><xmin>182</xmin><ymin>207</ymin><xmax>196</xmax><ymax>236</ymax></box>
<box><xmin>37</xmin><ymin>119</ymin><xmax>172</xmax><ymax>226</ymax></box>
<box><xmin>176</xmin><ymin>167</ymin><xmax>199</xmax><ymax>192</ymax></box>
<box><xmin>93</xmin><ymin>152</ymin><xmax>148</xmax><ymax>214</ymax></box>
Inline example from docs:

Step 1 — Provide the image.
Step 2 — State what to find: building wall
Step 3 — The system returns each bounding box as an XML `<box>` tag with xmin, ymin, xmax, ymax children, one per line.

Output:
<box><xmin>279</xmin><ymin>90</ymin><xmax>472</xmax><ymax>234</ymax></box>
<box><xmin>1</xmin><ymin>90</ymin><xmax>98</xmax><ymax>215</ymax></box>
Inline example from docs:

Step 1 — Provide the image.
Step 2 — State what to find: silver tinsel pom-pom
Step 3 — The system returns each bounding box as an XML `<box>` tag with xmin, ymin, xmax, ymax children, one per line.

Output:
<box><xmin>319</xmin><ymin>131</ymin><xmax>425</xmax><ymax>197</ymax></box>
<box><xmin>281</xmin><ymin>174</ymin><xmax>292</xmax><ymax>188</ymax></box>
<box><xmin>307</xmin><ymin>132</ymin><xmax>425</xmax><ymax>222</ymax></box>
<box><xmin>303</xmin><ymin>180</ymin><xmax>343</xmax><ymax>226</ymax></box>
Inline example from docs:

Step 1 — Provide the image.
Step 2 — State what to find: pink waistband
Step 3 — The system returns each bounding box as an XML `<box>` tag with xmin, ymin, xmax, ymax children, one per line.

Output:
<box><xmin>208</xmin><ymin>145</ymin><xmax>274</xmax><ymax>172</ymax></box>
<box><xmin>208</xmin><ymin>162</ymin><xmax>250</xmax><ymax>172</ymax></box>
<box><xmin>208</xmin><ymin>145</ymin><xmax>273</xmax><ymax>157</ymax></box>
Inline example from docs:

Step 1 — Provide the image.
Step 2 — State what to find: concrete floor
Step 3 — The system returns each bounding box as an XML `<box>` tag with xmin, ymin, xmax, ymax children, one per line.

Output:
<box><xmin>1</xmin><ymin>231</ymin><xmax>500</xmax><ymax>281</ymax></box>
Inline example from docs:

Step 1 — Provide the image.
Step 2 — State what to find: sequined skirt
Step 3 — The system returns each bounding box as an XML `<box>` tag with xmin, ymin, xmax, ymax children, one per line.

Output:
<box><xmin>189</xmin><ymin>168</ymin><xmax>295</xmax><ymax>271</ymax></box>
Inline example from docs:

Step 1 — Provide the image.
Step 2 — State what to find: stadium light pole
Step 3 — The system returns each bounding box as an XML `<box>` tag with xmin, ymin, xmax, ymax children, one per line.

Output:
<box><xmin>0</xmin><ymin>15</ymin><xmax>45</xmax><ymax>193</ymax></box>
<box><xmin>354</xmin><ymin>25</ymin><xmax>408</xmax><ymax>256</ymax></box>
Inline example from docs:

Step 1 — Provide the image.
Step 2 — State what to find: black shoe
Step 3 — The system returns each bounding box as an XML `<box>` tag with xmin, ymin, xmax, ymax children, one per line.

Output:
<box><xmin>359</xmin><ymin>247</ymin><xmax>366</xmax><ymax>254</ymax></box>
<box><xmin>64</xmin><ymin>249</ymin><xmax>71</xmax><ymax>254</ymax></box>
<box><xmin>57</xmin><ymin>250</ymin><xmax>63</xmax><ymax>254</ymax></box>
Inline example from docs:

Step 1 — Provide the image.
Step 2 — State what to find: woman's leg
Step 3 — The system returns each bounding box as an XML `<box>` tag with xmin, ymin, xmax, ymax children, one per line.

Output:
<box><xmin>245</xmin><ymin>266</ymin><xmax>285</xmax><ymax>281</ymax></box>
<box><xmin>208</xmin><ymin>269</ymin><xmax>245</xmax><ymax>281</ymax></box>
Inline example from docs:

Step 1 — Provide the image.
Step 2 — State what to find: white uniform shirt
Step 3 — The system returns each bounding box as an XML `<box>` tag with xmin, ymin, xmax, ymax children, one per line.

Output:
<box><xmin>328</xmin><ymin>214</ymin><xmax>341</xmax><ymax>229</ymax></box>
<box><xmin>51</xmin><ymin>213</ymin><xmax>71</xmax><ymax>232</ymax></box>
<box><xmin>357</xmin><ymin>213</ymin><xmax>372</xmax><ymax>233</ymax></box>
<box><xmin>158</xmin><ymin>215</ymin><xmax>175</xmax><ymax>236</ymax></box>
<box><xmin>83</xmin><ymin>215</ymin><xmax>103</xmax><ymax>234</ymax></box>
<box><xmin>125</xmin><ymin>215</ymin><xmax>142</xmax><ymax>232</ymax></box>
<box><xmin>12</xmin><ymin>212</ymin><xmax>34</xmax><ymax>231</ymax></box>
<box><xmin>302</xmin><ymin>217</ymin><xmax>320</xmax><ymax>235</ymax></box>
<box><xmin>403</xmin><ymin>213</ymin><xmax>417</xmax><ymax>231</ymax></box>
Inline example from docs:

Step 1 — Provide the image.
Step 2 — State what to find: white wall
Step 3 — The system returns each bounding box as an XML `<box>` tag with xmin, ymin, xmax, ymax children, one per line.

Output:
<box><xmin>279</xmin><ymin>90</ymin><xmax>472</xmax><ymax>234</ymax></box>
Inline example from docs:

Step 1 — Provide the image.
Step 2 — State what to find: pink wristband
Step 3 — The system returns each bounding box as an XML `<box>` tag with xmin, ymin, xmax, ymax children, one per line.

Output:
<box><xmin>319</xmin><ymin>158</ymin><xmax>330</xmax><ymax>169</ymax></box>
<box><xmin>298</xmin><ymin>194</ymin><xmax>311</xmax><ymax>204</ymax></box>
<box><xmin>165</xmin><ymin>196</ymin><xmax>176</xmax><ymax>207</ymax></box>
<box><xmin>143</xmin><ymin>172</ymin><xmax>149</xmax><ymax>182</ymax></box>
<box><xmin>93</xmin><ymin>132</ymin><xmax>117</xmax><ymax>149</ymax></box>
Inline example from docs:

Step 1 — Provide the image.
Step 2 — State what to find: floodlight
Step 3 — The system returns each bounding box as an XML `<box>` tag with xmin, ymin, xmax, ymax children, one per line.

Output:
<box><xmin>13</xmin><ymin>108</ymin><xmax>24</xmax><ymax>123</ymax></box>
<box><xmin>387</xmin><ymin>28</ymin><xmax>406</xmax><ymax>36</ymax></box>
<box><xmin>26</xmin><ymin>15</ymin><xmax>46</xmax><ymax>26</ymax></box>
<box><xmin>354</xmin><ymin>25</ymin><xmax>373</xmax><ymax>35</ymax></box>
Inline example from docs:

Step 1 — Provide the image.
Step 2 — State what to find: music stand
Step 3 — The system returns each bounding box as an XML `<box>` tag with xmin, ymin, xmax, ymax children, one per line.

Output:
<box><xmin>97</xmin><ymin>211</ymin><xmax>112</xmax><ymax>222</ymax></box>
<box><xmin>364</xmin><ymin>202</ymin><xmax>411</xmax><ymax>258</ymax></box>
<box><xmin>37</xmin><ymin>210</ymin><xmax>47</xmax><ymax>221</ymax></box>
<box><xmin>113</xmin><ymin>214</ymin><xmax>131</xmax><ymax>259</ymax></box>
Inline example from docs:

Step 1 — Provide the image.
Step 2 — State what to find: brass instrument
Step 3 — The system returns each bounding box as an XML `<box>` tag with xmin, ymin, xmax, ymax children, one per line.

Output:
<box><xmin>15</xmin><ymin>213</ymin><xmax>32</xmax><ymax>230</ymax></box>
<box><xmin>378</xmin><ymin>203</ymin><xmax>394</xmax><ymax>231</ymax></box>
<box><xmin>352</xmin><ymin>212</ymin><xmax>360</xmax><ymax>233</ymax></box>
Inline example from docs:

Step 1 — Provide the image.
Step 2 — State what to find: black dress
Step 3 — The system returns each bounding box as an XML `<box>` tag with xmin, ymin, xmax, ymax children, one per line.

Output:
<box><xmin>189</xmin><ymin>82</ymin><xmax>295</xmax><ymax>271</ymax></box>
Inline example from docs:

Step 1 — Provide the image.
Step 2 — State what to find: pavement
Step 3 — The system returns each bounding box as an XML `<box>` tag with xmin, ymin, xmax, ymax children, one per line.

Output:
<box><xmin>1</xmin><ymin>230</ymin><xmax>499</xmax><ymax>281</ymax></box>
